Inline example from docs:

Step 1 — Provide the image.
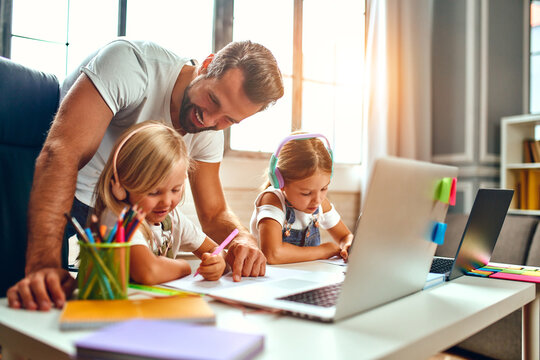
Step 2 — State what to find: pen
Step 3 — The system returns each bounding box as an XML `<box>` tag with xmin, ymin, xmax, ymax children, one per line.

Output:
<box><xmin>194</xmin><ymin>228</ymin><xmax>239</xmax><ymax>277</ymax></box>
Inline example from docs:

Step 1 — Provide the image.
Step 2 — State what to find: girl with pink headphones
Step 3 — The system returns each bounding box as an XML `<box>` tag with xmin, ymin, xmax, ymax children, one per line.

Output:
<box><xmin>90</xmin><ymin>121</ymin><xmax>227</xmax><ymax>284</ymax></box>
<box><xmin>249</xmin><ymin>132</ymin><xmax>353</xmax><ymax>264</ymax></box>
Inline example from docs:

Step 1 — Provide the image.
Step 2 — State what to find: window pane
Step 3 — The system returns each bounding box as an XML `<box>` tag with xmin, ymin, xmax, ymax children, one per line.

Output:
<box><xmin>230</xmin><ymin>77</ymin><xmax>293</xmax><ymax>153</ymax></box>
<box><xmin>67</xmin><ymin>0</ymin><xmax>118</xmax><ymax>74</ymax></box>
<box><xmin>303</xmin><ymin>0</ymin><xmax>364</xmax><ymax>83</ymax></box>
<box><xmin>532</xmin><ymin>25</ymin><xmax>540</xmax><ymax>55</ymax></box>
<box><xmin>301</xmin><ymin>81</ymin><xmax>362</xmax><ymax>163</ymax></box>
<box><xmin>231</xmin><ymin>0</ymin><xmax>294</xmax><ymax>153</ymax></box>
<box><xmin>126</xmin><ymin>0</ymin><xmax>213</xmax><ymax>62</ymax></box>
<box><xmin>10</xmin><ymin>37</ymin><xmax>66</xmax><ymax>81</ymax></box>
<box><xmin>12</xmin><ymin>0</ymin><xmax>68</xmax><ymax>42</ymax></box>
<box><xmin>303</xmin><ymin>0</ymin><xmax>364</xmax><ymax>163</ymax></box>
<box><xmin>531</xmin><ymin>54</ymin><xmax>540</xmax><ymax>114</ymax></box>
<box><xmin>532</xmin><ymin>2</ymin><xmax>540</xmax><ymax>53</ymax></box>
<box><xmin>233</xmin><ymin>0</ymin><xmax>293</xmax><ymax>76</ymax></box>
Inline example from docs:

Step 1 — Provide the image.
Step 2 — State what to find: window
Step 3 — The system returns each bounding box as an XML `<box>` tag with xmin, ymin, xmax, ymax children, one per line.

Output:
<box><xmin>10</xmin><ymin>0</ymin><xmax>118</xmax><ymax>83</ymax></box>
<box><xmin>230</xmin><ymin>0</ymin><xmax>365</xmax><ymax>164</ymax></box>
<box><xmin>8</xmin><ymin>0</ymin><xmax>213</xmax><ymax>83</ymax></box>
<box><xmin>6</xmin><ymin>0</ymin><xmax>365</xmax><ymax>164</ymax></box>
<box><xmin>531</xmin><ymin>1</ymin><xmax>540</xmax><ymax>113</ymax></box>
<box><xmin>125</xmin><ymin>0</ymin><xmax>214</xmax><ymax>63</ymax></box>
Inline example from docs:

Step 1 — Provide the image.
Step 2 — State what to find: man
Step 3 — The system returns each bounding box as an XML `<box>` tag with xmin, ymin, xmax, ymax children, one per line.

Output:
<box><xmin>7</xmin><ymin>38</ymin><xmax>284</xmax><ymax>310</ymax></box>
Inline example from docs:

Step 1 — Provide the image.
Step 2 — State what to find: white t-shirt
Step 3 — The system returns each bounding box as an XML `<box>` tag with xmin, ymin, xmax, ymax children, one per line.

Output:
<box><xmin>249</xmin><ymin>187</ymin><xmax>341</xmax><ymax>245</ymax></box>
<box><xmin>130</xmin><ymin>206</ymin><xmax>206</xmax><ymax>258</ymax></box>
<box><xmin>62</xmin><ymin>39</ymin><xmax>224</xmax><ymax>206</ymax></box>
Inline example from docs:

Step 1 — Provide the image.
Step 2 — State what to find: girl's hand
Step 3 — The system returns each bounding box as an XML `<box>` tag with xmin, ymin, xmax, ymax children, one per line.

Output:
<box><xmin>321</xmin><ymin>242</ymin><xmax>341</xmax><ymax>259</ymax></box>
<box><xmin>339</xmin><ymin>242</ymin><xmax>352</xmax><ymax>261</ymax></box>
<box><xmin>339</xmin><ymin>234</ymin><xmax>354</xmax><ymax>261</ymax></box>
<box><xmin>197</xmin><ymin>253</ymin><xmax>226</xmax><ymax>281</ymax></box>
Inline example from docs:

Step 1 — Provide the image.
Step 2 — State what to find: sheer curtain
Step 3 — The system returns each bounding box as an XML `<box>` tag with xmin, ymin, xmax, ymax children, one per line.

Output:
<box><xmin>362</xmin><ymin>0</ymin><xmax>434</xmax><ymax>197</ymax></box>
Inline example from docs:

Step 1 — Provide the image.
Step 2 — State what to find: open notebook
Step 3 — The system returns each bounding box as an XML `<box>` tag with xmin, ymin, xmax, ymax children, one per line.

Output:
<box><xmin>183</xmin><ymin>157</ymin><xmax>458</xmax><ymax>322</ymax></box>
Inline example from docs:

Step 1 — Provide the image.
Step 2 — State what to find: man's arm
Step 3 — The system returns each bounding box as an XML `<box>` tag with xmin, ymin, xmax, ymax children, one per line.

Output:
<box><xmin>7</xmin><ymin>74</ymin><xmax>113</xmax><ymax>310</ymax></box>
<box><xmin>188</xmin><ymin>161</ymin><xmax>266</xmax><ymax>282</ymax></box>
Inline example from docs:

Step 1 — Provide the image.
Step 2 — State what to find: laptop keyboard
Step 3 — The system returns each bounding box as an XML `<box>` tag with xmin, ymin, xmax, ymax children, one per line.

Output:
<box><xmin>278</xmin><ymin>282</ymin><xmax>343</xmax><ymax>308</ymax></box>
<box><xmin>430</xmin><ymin>257</ymin><xmax>454</xmax><ymax>274</ymax></box>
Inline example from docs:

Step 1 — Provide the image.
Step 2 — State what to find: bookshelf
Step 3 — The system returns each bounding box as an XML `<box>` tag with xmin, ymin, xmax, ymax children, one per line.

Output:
<box><xmin>501</xmin><ymin>114</ymin><xmax>540</xmax><ymax>215</ymax></box>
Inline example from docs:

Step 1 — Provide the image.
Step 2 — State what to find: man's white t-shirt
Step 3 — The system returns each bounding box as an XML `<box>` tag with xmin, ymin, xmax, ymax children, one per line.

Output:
<box><xmin>62</xmin><ymin>39</ymin><xmax>224</xmax><ymax>206</ymax></box>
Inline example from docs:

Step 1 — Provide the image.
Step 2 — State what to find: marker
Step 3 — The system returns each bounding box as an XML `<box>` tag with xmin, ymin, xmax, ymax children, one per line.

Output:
<box><xmin>194</xmin><ymin>228</ymin><xmax>239</xmax><ymax>277</ymax></box>
<box><xmin>116</xmin><ymin>225</ymin><xmax>125</xmax><ymax>243</ymax></box>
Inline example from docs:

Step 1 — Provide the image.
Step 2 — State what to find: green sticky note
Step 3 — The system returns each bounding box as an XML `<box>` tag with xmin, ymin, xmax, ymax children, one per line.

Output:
<box><xmin>435</xmin><ymin>177</ymin><xmax>452</xmax><ymax>203</ymax></box>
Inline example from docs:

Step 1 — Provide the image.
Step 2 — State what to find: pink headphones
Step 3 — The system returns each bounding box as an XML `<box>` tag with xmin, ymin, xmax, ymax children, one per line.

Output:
<box><xmin>268</xmin><ymin>133</ymin><xmax>333</xmax><ymax>189</ymax></box>
<box><xmin>111</xmin><ymin>123</ymin><xmax>172</xmax><ymax>200</ymax></box>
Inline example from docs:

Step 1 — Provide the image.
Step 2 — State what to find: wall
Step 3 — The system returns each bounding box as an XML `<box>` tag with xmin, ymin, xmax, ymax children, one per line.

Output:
<box><xmin>432</xmin><ymin>0</ymin><xmax>528</xmax><ymax>213</ymax></box>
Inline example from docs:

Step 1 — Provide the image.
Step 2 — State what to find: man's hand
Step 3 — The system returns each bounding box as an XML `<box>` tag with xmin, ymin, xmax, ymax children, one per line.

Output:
<box><xmin>7</xmin><ymin>268</ymin><xmax>76</xmax><ymax>311</ymax></box>
<box><xmin>225</xmin><ymin>234</ymin><xmax>266</xmax><ymax>282</ymax></box>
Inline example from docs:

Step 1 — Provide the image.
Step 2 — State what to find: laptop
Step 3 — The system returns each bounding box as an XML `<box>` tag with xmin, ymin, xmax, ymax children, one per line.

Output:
<box><xmin>429</xmin><ymin>188</ymin><xmax>514</xmax><ymax>281</ymax></box>
<box><xmin>209</xmin><ymin>157</ymin><xmax>458</xmax><ymax>322</ymax></box>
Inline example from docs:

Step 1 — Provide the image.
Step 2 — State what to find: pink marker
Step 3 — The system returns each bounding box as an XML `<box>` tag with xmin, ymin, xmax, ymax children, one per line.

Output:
<box><xmin>194</xmin><ymin>228</ymin><xmax>239</xmax><ymax>277</ymax></box>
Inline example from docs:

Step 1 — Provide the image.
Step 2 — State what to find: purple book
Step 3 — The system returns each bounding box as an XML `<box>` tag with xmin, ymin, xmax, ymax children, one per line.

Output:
<box><xmin>75</xmin><ymin>319</ymin><xmax>264</xmax><ymax>360</ymax></box>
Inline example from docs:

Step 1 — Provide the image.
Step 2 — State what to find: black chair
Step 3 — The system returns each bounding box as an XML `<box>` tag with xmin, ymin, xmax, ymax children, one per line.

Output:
<box><xmin>0</xmin><ymin>57</ymin><xmax>60</xmax><ymax>295</ymax></box>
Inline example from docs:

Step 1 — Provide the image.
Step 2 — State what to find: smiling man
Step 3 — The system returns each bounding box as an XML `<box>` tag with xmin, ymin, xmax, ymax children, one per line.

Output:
<box><xmin>7</xmin><ymin>39</ymin><xmax>283</xmax><ymax>310</ymax></box>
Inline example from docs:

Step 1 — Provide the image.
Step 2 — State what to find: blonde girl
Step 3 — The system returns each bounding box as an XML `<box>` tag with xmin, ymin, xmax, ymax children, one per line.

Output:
<box><xmin>249</xmin><ymin>132</ymin><xmax>353</xmax><ymax>264</ymax></box>
<box><xmin>93</xmin><ymin>121</ymin><xmax>226</xmax><ymax>284</ymax></box>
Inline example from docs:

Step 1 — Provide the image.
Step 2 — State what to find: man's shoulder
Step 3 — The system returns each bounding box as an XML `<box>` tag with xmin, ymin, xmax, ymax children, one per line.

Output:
<box><xmin>103</xmin><ymin>38</ymin><xmax>168</xmax><ymax>58</ymax></box>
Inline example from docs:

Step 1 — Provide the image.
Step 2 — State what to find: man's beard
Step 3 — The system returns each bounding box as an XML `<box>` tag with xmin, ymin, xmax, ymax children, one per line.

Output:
<box><xmin>178</xmin><ymin>87</ymin><xmax>218</xmax><ymax>134</ymax></box>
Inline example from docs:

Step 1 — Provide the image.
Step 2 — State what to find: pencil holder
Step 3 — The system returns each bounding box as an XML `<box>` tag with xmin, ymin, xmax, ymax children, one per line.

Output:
<box><xmin>78</xmin><ymin>241</ymin><xmax>132</xmax><ymax>300</ymax></box>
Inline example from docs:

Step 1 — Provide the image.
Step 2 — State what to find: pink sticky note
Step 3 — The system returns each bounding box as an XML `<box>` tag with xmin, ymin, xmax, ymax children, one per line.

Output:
<box><xmin>489</xmin><ymin>272</ymin><xmax>540</xmax><ymax>283</ymax></box>
<box><xmin>449</xmin><ymin>177</ymin><xmax>457</xmax><ymax>206</ymax></box>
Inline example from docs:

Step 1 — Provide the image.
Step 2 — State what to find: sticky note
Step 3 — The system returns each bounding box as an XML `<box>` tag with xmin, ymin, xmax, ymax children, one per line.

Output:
<box><xmin>435</xmin><ymin>178</ymin><xmax>453</xmax><ymax>204</ymax></box>
<box><xmin>449</xmin><ymin>177</ymin><xmax>457</xmax><ymax>206</ymax></box>
<box><xmin>468</xmin><ymin>269</ymin><xmax>493</xmax><ymax>276</ymax></box>
<box><xmin>489</xmin><ymin>272</ymin><xmax>540</xmax><ymax>283</ymax></box>
<box><xmin>522</xmin><ymin>271</ymin><xmax>540</xmax><ymax>277</ymax></box>
<box><xmin>430</xmin><ymin>222</ymin><xmax>447</xmax><ymax>245</ymax></box>
<box><xmin>467</xmin><ymin>270</ymin><xmax>492</xmax><ymax>277</ymax></box>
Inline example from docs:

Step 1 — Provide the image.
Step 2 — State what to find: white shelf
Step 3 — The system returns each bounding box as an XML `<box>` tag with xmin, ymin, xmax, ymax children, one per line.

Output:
<box><xmin>501</xmin><ymin>114</ymin><xmax>540</xmax><ymax>215</ymax></box>
<box><xmin>506</xmin><ymin>163</ymin><xmax>540</xmax><ymax>169</ymax></box>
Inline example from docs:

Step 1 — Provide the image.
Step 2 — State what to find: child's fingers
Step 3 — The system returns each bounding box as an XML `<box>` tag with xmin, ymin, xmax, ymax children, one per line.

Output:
<box><xmin>200</xmin><ymin>254</ymin><xmax>220</xmax><ymax>266</ymax></box>
<box><xmin>199</xmin><ymin>255</ymin><xmax>226</xmax><ymax>281</ymax></box>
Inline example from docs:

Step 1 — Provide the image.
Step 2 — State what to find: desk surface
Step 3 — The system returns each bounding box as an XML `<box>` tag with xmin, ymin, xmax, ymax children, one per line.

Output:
<box><xmin>0</xmin><ymin>261</ymin><xmax>536</xmax><ymax>360</ymax></box>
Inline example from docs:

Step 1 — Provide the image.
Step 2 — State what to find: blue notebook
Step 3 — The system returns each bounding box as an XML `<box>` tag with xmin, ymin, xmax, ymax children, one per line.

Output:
<box><xmin>75</xmin><ymin>319</ymin><xmax>264</xmax><ymax>360</ymax></box>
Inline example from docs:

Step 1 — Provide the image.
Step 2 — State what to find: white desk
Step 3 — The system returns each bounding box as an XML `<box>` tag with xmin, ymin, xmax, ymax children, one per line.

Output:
<box><xmin>0</xmin><ymin>262</ymin><xmax>536</xmax><ymax>360</ymax></box>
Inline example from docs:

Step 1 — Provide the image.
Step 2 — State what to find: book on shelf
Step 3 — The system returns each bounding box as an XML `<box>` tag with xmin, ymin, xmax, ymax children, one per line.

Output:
<box><xmin>514</xmin><ymin>169</ymin><xmax>540</xmax><ymax>210</ymax></box>
<box><xmin>59</xmin><ymin>295</ymin><xmax>215</xmax><ymax>330</ymax></box>
<box><xmin>522</xmin><ymin>139</ymin><xmax>540</xmax><ymax>163</ymax></box>
<box><xmin>75</xmin><ymin>319</ymin><xmax>265</xmax><ymax>360</ymax></box>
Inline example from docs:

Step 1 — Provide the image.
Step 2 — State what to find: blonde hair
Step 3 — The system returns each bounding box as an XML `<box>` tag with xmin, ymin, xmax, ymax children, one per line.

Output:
<box><xmin>93</xmin><ymin>121</ymin><xmax>191</xmax><ymax>240</ymax></box>
<box><xmin>263</xmin><ymin>132</ymin><xmax>333</xmax><ymax>189</ymax></box>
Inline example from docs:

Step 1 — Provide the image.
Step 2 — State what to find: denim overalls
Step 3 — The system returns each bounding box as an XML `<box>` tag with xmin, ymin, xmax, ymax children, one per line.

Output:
<box><xmin>282</xmin><ymin>202</ymin><xmax>320</xmax><ymax>247</ymax></box>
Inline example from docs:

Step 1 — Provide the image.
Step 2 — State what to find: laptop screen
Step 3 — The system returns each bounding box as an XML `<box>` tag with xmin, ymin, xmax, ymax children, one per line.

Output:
<box><xmin>448</xmin><ymin>188</ymin><xmax>514</xmax><ymax>280</ymax></box>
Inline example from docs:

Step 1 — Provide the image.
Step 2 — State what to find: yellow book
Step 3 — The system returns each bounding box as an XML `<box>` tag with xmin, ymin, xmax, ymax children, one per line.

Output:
<box><xmin>520</xmin><ymin>170</ymin><xmax>528</xmax><ymax>209</ymax></box>
<box><xmin>528</xmin><ymin>169</ymin><xmax>540</xmax><ymax>210</ymax></box>
<box><xmin>59</xmin><ymin>295</ymin><xmax>215</xmax><ymax>331</ymax></box>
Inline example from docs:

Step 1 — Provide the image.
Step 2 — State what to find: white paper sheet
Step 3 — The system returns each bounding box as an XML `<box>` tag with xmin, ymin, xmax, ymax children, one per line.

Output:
<box><xmin>161</xmin><ymin>266</ymin><xmax>317</xmax><ymax>295</ymax></box>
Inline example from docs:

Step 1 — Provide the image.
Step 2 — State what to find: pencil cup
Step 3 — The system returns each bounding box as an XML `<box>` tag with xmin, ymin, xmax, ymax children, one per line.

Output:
<box><xmin>78</xmin><ymin>241</ymin><xmax>132</xmax><ymax>300</ymax></box>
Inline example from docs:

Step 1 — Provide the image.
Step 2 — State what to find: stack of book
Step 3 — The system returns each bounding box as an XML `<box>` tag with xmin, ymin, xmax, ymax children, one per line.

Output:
<box><xmin>516</xmin><ymin>139</ymin><xmax>540</xmax><ymax>210</ymax></box>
